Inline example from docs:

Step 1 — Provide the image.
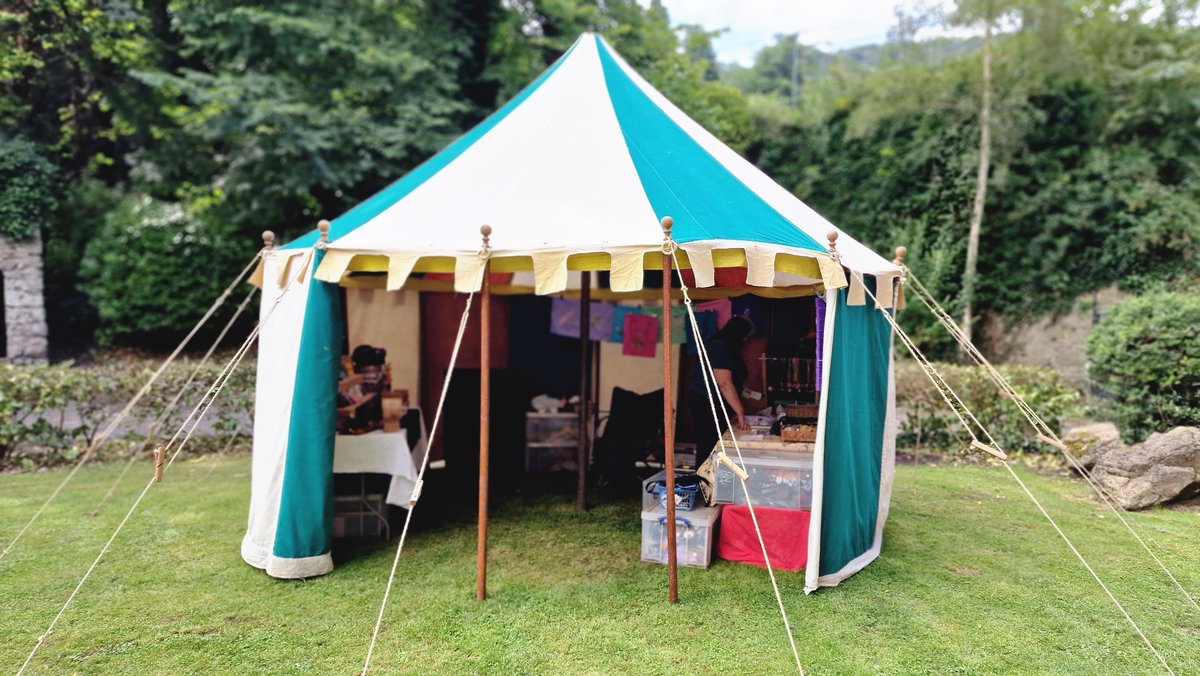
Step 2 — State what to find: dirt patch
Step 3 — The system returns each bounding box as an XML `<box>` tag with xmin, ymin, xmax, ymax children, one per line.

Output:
<box><xmin>948</xmin><ymin>565</ymin><xmax>980</xmax><ymax>576</ymax></box>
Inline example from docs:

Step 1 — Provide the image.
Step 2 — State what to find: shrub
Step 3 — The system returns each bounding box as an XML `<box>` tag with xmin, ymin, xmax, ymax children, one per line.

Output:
<box><xmin>0</xmin><ymin>355</ymin><xmax>256</xmax><ymax>470</ymax></box>
<box><xmin>79</xmin><ymin>195</ymin><xmax>253</xmax><ymax>348</ymax></box>
<box><xmin>0</xmin><ymin>362</ymin><xmax>135</xmax><ymax>466</ymax></box>
<box><xmin>0</xmin><ymin>136</ymin><xmax>57</xmax><ymax>241</ymax></box>
<box><xmin>896</xmin><ymin>361</ymin><xmax>1082</xmax><ymax>454</ymax></box>
<box><xmin>1085</xmin><ymin>293</ymin><xmax>1200</xmax><ymax>442</ymax></box>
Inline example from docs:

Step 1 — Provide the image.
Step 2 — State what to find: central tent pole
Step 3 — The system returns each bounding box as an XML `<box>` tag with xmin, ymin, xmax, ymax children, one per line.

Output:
<box><xmin>661</xmin><ymin>216</ymin><xmax>679</xmax><ymax>604</ymax></box>
<box><xmin>477</xmin><ymin>225</ymin><xmax>492</xmax><ymax>601</ymax></box>
<box><xmin>577</xmin><ymin>271</ymin><xmax>591</xmax><ymax>512</ymax></box>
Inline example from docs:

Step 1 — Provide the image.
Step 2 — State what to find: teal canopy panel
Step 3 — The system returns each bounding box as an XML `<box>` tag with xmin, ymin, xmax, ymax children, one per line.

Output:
<box><xmin>595</xmin><ymin>37</ymin><xmax>824</xmax><ymax>253</ymax></box>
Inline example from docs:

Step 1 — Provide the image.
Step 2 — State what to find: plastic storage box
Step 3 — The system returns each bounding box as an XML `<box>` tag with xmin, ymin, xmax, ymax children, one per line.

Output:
<box><xmin>713</xmin><ymin>449</ymin><xmax>813</xmax><ymax>510</ymax></box>
<box><xmin>640</xmin><ymin>504</ymin><xmax>720</xmax><ymax>568</ymax></box>
<box><xmin>525</xmin><ymin>412</ymin><xmax>579</xmax><ymax>471</ymax></box>
<box><xmin>642</xmin><ymin>469</ymin><xmax>706</xmax><ymax>510</ymax></box>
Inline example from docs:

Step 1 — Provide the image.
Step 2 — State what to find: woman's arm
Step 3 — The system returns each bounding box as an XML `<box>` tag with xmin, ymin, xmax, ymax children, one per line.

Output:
<box><xmin>711</xmin><ymin>368</ymin><xmax>748</xmax><ymax>429</ymax></box>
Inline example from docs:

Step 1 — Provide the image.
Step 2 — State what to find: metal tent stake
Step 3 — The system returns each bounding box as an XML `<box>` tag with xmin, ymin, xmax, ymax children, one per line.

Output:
<box><xmin>477</xmin><ymin>225</ymin><xmax>492</xmax><ymax>601</ymax></box>
<box><xmin>661</xmin><ymin>216</ymin><xmax>679</xmax><ymax>604</ymax></box>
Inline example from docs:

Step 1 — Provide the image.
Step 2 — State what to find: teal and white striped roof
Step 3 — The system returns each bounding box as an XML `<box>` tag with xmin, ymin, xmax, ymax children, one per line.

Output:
<box><xmin>290</xmin><ymin>34</ymin><xmax>899</xmax><ymax>295</ymax></box>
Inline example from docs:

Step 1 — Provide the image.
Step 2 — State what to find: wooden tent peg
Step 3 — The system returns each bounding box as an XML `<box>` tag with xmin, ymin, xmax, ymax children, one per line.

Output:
<box><xmin>970</xmin><ymin>439</ymin><xmax>1008</xmax><ymax>461</ymax></box>
<box><xmin>1036</xmin><ymin>433</ymin><xmax>1068</xmax><ymax>452</ymax></box>
<box><xmin>153</xmin><ymin>445</ymin><xmax>166</xmax><ymax>482</ymax></box>
<box><xmin>715</xmin><ymin>451</ymin><xmax>750</xmax><ymax>482</ymax></box>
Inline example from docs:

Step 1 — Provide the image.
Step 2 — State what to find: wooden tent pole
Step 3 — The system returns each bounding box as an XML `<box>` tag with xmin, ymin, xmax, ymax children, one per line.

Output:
<box><xmin>661</xmin><ymin>216</ymin><xmax>678</xmax><ymax>604</ymax></box>
<box><xmin>577</xmin><ymin>271</ymin><xmax>591</xmax><ymax>512</ymax></box>
<box><xmin>477</xmin><ymin>225</ymin><xmax>492</xmax><ymax>602</ymax></box>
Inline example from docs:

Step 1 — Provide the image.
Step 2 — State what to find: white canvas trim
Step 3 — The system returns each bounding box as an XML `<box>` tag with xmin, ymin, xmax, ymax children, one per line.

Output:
<box><xmin>609</xmin><ymin>250</ymin><xmax>645</xmax><ymax>292</ymax></box>
<box><xmin>386</xmin><ymin>254</ymin><xmax>420</xmax><ymax>291</ymax></box>
<box><xmin>804</xmin><ymin>288</ymin><xmax>838</xmax><ymax>594</ymax></box>
<box><xmin>875</xmin><ymin>273</ymin><xmax>895</xmax><ymax>309</ymax></box>
<box><xmin>314</xmin><ymin>250</ymin><xmax>354</xmax><ymax>284</ymax></box>
<box><xmin>813</xmin><ymin>335</ymin><xmax>897</xmax><ymax>589</ymax></box>
<box><xmin>265</xmin><ymin>553</ymin><xmax>334</xmax><ymax>579</ymax></box>
<box><xmin>744</xmin><ymin>247</ymin><xmax>776</xmax><ymax>287</ymax></box>
<box><xmin>680</xmin><ymin>245</ymin><xmax>715</xmax><ymax>287</ymax></box>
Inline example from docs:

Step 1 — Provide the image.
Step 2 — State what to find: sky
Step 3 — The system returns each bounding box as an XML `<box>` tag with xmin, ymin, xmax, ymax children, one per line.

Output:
<box><xmin>650</xmin><ymin>0</ymin><xmax>970</xmax><ymax>65</ymax></box>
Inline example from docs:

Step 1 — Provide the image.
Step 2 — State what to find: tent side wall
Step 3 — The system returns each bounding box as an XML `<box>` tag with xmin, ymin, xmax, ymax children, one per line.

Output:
<box><xmin>242</xmin><ymin>251</ymin><xmax>344</xmax><ymax>579</ymax></box>
<box><xmin>805</xmin><ymin>283</ymin><xmax>896</xmax><ymax>592</ymax></box>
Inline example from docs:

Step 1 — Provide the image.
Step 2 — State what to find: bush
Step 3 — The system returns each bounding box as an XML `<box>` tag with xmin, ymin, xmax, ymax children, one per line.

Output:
<box><xmin>0</xmin><ymin>355</ymin><xmax>256</xmax><ymax>470</ymax></box>
<box><xmin>79</xmin><ymin>195</ymin><xmax>254</xmax><ymax>348</ymax></box>
<box><xmin>0</xmin><ymin>136</ymin><xmax>57</xmax><ymax>241</ymax></box>
<box><xmin>1085</xmin><ymin>293</ymin><xmax>1200</xmax><ymax>442</ymax></box>
<box><xmin>897</xmin><ymin>361</ymin><xmax>1082</xmax><ymax>454</ymax></box>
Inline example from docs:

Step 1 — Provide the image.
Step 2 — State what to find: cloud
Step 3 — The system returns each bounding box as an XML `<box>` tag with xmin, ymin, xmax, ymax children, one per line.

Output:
<box><xmin>650</xmin><ymin>0</ymin><xmax>968</xmax><ymax>65</ymax></box>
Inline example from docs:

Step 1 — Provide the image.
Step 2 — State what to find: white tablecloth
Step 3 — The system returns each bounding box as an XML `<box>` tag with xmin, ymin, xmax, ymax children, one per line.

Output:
<box><xmin>333</xmin><ymin>411</ymin><xmax>428</xmax><ymax>508</ymax></box>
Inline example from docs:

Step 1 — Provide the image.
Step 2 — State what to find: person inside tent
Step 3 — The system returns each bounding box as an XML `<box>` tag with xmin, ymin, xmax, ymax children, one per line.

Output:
<box><xmin>689</xmin><ymin>315</ymin><xmax>754</xmax><ymax>467</ymax></box>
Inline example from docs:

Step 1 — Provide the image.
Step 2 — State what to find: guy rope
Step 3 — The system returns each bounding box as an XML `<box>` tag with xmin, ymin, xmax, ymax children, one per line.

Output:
<box><xmin>16</xmin><ymin>227</ymin><xmax>314</xmax><ymax>674</ymax></box>
<box><xmin>899</xmin><ymin>261</ymin><xmax>1199</xmax><ymax>617</ymax></box>
<box><xmin>360</xmin><ymin>236</ymin><xmax>483</xmax><ymax>674</ymax></box>
<box><xmin>668</xmin><ymin>239</ymin><xmax>807</xmax><ymax>676</ymax></box>
<box><xmin>87</xmin><ymin>282</ymin><xmax>260</xmax><ymax>517</ymax></box>
<box><xmin>855</xmin><ymin>268</ymin><xmax>1175</xmax><ymax>675</ymax></box>
<box><xmin>0</xmin><ymin>242</ymin><xmax>266</xmax><ymax>564</ymax></box>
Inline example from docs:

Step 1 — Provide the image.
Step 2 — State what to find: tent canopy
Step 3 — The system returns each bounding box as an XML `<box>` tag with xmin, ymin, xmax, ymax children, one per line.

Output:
<box><xmin>278</xmin><ymin>33</ymin><xmax>899</xmax><ymax>296</ymax></box>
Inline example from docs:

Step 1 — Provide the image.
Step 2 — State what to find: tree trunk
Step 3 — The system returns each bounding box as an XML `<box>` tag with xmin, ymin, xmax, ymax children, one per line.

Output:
<box><xmin>961</xmin><ymin>16</ymin><xmax>992</xmax><ymax>347</ymax></box>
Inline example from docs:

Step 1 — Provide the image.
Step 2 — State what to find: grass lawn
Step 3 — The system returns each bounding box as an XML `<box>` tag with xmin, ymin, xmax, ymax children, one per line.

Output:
<box><xmin>1</xmin><ymin>455</ymin><xmax>1198</xmax><ymax>674</ymax></box>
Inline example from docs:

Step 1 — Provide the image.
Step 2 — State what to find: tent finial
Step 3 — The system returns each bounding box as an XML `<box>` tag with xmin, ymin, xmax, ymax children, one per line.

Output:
<box><xmin>826</xmin><ymin>230</ymin><xmax>839</xmax><ymax>255</ymax></box>
<box><xmin>480</xmin><ymin>224</ymin><xmax>492</xmax><ymax>249</ymax></box>
<box><xmin>317</xmin><ymin>220</ymin><xmax>331</xmax><ymax>242</ymax></box>
<box><xmin>893</xmin><ymin>246</ymin><xmax>907</xmax><ymax>267</ymax></box>
<box><xmin>660</xmin><ymin>216</ymin><xmax>673</xmax><ymax>235</ymax></box>
<box><xmin>262</xmin><ymin>230</ymin><xmax>275</xmax><ymax>251</ymax></box>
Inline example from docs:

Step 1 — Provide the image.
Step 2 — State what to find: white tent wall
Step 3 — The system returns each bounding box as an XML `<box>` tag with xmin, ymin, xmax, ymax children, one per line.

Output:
<box><xmin>241</xmin><ymin>252</ymin><xmax>335</xmax><ymax>578</ymax></box>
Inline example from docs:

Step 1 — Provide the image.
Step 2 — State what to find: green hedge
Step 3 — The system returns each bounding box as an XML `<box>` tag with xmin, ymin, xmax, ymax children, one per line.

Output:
<box><xmin>0</xmin><ymin>356</ymin><xmax>255</xmax><ymax>470</ymax></box>
<box><xmin>896</xmin><ymin>361</ymin><xmax>1082</xmax><ymax>454</ymax></box>
<box><xmin>1085</xmin><ymin>292</ymin><xmax>1200</xmax><ymax>442</ymax></box>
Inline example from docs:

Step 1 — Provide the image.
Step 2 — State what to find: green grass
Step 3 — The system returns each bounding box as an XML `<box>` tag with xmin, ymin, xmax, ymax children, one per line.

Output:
<box><xmin>1</xmin><ymin>456</ymin><xmax>1198</xmax><ymax>674</ymax></box>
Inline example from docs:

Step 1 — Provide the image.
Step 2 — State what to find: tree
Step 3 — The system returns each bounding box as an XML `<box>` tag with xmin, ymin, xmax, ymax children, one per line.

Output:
<box><xmin>947</xmin><ymin>0</ymin><xmax>1004</xmax><ymax>346</ymax></box>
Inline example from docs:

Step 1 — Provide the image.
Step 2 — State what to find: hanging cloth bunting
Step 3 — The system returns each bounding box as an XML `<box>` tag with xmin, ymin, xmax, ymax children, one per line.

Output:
<box><xmin>621</xmin><ymin>312</ymin><xmax>659</xmax><ymax>357</ymax></box>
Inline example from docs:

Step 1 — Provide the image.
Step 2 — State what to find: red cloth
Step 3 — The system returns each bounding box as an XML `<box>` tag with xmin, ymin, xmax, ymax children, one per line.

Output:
<box><xmin>716</xmin><ymin>505</ymin><xmax>810</xmax><ymax>571</ymax></box>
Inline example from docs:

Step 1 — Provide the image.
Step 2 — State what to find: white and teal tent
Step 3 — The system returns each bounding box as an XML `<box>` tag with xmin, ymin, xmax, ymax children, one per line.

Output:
<box><xmin>242</xmin><ymin>33</ymin><xmax>901</xmax><ymax>593</ymax></box>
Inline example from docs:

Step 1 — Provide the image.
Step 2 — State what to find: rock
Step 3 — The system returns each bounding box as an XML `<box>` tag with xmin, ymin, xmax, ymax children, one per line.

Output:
<box><xmin>1063</xmin><ymin>421</ymin><xmax>1125</xmax><ymax>472</ymax></box>
<box><xmin>1091</xmin><ymin>427</ymin><xmax>1200</xmax><ymax>510</ymax></box>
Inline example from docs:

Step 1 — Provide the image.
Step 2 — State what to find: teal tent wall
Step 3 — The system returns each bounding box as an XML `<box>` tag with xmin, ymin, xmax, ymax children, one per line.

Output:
<box><xmin>271</xmin><ymin>250</ymin><xmax>345</xmax><ymax>562</ymax></box>
<box><xmin>818</xmin><ymin>283</ymin><xmax>892</xmax><ymax>576</ymax></box>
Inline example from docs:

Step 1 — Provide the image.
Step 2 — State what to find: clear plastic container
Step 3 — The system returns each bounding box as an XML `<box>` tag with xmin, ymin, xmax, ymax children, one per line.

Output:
<box><xmin>713</xmin><ymin>449</ymin><xmax>813</xmax><ymax>510</ymax></box>
<box><xmin>525</xmin><ymin>412</ymin><xmax>579</xmax><ymax>447</ymax></box>
<box><xmin>640</xmin><ymin>504</ymin><xmax>720</xmax><ymax>568</ymax></box>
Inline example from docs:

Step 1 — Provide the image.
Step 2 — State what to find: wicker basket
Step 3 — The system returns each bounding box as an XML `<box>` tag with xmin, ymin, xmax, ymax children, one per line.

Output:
<box><xmin>785</xmin><ymin>404</ymin><xmax>820</xmax><ymax>419</ymax></box>
<box><xmin>780</xmin><ymin>423</ymin><xmax>817</xmax><ymax>443</ymax></box>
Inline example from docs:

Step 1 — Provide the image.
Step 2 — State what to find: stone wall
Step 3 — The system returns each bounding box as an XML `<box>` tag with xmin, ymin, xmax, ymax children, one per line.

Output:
<box><xmin>0</xmin><ymin>232</ymin><xmax>49</xmax><ymax>363</ymax></box>
<box><xmin>981</xmin><ymin>286</ymin><xmax>1125</xmax><ymax>388</ymax></box>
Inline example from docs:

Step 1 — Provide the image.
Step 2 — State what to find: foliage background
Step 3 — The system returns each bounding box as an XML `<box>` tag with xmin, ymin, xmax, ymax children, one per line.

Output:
<box><xmin>2</xmin><ymin>0</ymin><xmax>1196</xmax><ymax>351</ymax></box>
<box><xmin>1</xmin><ymin>1</ymin><xmax>1197</xmax><ymax>439</ymax></box>
<box><xmin>1085</xmin><ymin>292</ymin><xmax>1200</xmax><ymax>441</ymax></box>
